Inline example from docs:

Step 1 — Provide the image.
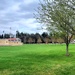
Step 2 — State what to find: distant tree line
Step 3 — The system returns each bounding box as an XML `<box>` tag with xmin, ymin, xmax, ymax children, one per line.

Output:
<box><xmin>16</xmin><ymin>31</ymin><xmax>51</xmax><ymax>44</ymax></box>
<box><xmin>0</xmin><ymin>31</ymin><xmax>75</xmax><ymax>44</ymax></box>
<box><xmin>0</xmin><ymin>34</ymin><xmax>10</xmax><ymax>39</ymax></box>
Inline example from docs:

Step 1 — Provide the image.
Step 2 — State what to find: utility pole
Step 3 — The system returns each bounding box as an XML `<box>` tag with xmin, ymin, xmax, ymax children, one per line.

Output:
<box><xmin>3</xmin><ymin>31</ymin><xmax>4</xmax><ymax>39</ymax></box>
<box><xmin>10</xmin><ymin>27</ymin><xmax>11</xmax><ymax>38</ymax></box>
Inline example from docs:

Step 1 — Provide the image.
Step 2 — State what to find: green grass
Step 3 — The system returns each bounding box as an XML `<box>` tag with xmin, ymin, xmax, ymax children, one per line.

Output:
<box><xmin>0</xmin><ymin>44</ymin><xmax>75</xmax><ymax>75</ymax></box>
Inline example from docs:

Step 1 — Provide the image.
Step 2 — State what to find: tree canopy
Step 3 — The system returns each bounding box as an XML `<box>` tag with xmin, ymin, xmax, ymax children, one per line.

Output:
<box><xmin>35</xmin><ymin>0</ymin><xmax>75</xmax><ymax>56</ymax></box>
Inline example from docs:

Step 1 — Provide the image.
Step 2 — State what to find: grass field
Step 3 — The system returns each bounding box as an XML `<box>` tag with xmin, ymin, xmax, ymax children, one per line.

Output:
<box><xmin>0</xmin><ymin>44</ymin><xmax>75</xmax><ymax>75</ymax></box>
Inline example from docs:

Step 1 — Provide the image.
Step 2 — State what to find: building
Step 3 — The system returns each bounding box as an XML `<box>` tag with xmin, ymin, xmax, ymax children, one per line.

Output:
<box><xmin>0</xmin><ymin>38</ymin><xmax>23</xmax><ymax>46</ymax></box>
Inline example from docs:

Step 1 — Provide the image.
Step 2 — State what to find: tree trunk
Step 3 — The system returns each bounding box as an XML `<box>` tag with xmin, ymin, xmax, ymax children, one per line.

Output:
<box><xmin>66</xmin><ymin>43</ymin><xmax>70</xmax><ymax>56</ymax></box>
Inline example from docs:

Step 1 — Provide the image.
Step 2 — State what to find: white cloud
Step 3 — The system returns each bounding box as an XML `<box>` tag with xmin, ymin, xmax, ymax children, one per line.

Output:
<box><xmin>0</xmin><ymin>0</ymin><xmax>46</xmax><ymax>34</ymax></box>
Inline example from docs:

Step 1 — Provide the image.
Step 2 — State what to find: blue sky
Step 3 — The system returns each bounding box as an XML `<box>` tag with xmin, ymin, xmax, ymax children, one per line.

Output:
<box><xmin>0</xmin><ymin>0</ymin><xmax>47</xmax><ymax>34</ymax></box>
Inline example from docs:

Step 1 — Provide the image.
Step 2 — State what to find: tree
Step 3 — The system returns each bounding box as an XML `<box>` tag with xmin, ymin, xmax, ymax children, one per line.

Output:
<box><xmin>49</xmin><ymin>32</ymin><xmax>58</xmax><ymax>43</ymax></box>
<box><xmin>35</xmin><ymin>0</ymin><xmax>75</xmax><ymax>56</ymax></box>
<box><xmin>4</xmin><ymin>34</ymin><xmax>10</xmax><ymax>38</ymax></box>
<box><xmin>42</xmin><ymin>32</ymin><xmax>50</xmax><ymax>43</ymax></box>
<box><xmin>35</xmin><ymin>33</ymin><xmax>41</xmax><ymax>43</ymax></box>
<box><xmin>16</xmin><ymin>31</ymin><xmax>20</xmax><ymax>38</ymax></box>
<box><xmin>30</xmin><ymin>34</ymin><xmax>36</xmax><ymax>43</ymax></box>
<box><xmin>42</xmin><ymin>32</ymin><xmax>48</xmax><ymax>38</ymax></box>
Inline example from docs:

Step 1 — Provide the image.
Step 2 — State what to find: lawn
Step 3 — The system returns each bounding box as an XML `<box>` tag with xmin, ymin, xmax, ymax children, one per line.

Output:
<box><xmin>0</xmin><ymin>44</ymin><xmax>75</xmax><ymax>75</ymax></box>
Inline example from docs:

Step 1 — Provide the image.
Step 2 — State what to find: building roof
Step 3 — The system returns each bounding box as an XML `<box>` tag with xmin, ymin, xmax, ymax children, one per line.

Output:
<box><xmin>8</xmin><ymin>38</ymin><xmax>17</xmax><ymax>41</ymax></box>
<box><xmin>8</xmin><ymin>38</ymin><xmax>21</xmax><ymax>41</ymax></box>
